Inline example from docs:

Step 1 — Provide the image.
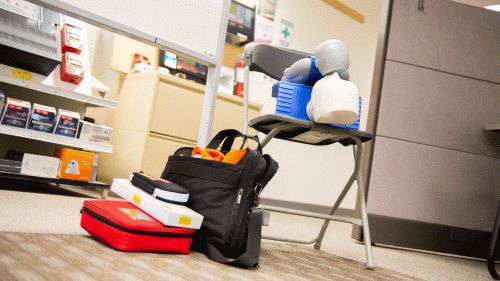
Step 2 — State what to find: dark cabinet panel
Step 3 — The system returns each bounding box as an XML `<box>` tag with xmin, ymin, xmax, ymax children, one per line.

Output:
<box><xmin>387</xmin><ymin>0</ymin><xmax>500</xmax><ymax>83</ymax></box>
<box><xmin>368</xmin><ymin>136</ymin><xmax>500</xmax><ymax>232</ymax></box>
<box><xmin>377</xmin><ymin>61</ymin><xmax>500</xmax><ymax>158</ymax></box>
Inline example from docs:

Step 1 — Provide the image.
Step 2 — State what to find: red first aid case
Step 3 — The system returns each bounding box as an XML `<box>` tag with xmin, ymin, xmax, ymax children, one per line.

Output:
<box><xmin>80</xmin><ymin>200</ymin><xmax>195</xmax><ymax>254</ymax></box>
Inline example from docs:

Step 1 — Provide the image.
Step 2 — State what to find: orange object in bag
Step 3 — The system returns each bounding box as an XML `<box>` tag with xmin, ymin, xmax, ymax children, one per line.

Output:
<box><xmin>191</xmin><ymin>147</ymin><xmax>248</xmax><ymax>165</ymax></box>
<box><xmin>191</xmin><ymin>147</ymin><xmax>225</xmax><ymax>162</ymax></box>
<box><xmin>224</xmin><ymin>148</ymin><xmax>248</xmax><ymax>164</ymax></box>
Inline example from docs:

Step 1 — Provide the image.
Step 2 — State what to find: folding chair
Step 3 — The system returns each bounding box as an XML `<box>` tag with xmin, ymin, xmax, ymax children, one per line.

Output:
<box><xmin>241</xmin><ymin>44</ymin><xmax>375</xmax><ymax>269</ymax></box>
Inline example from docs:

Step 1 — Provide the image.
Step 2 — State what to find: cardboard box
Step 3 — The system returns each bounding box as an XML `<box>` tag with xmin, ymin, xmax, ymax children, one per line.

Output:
<box><xmin>60</xmin><ymin>52</ymin><xmax>84</xmax><ymax>85</ymax></box>
<box><xmin>27</xmin><ymin>103</ymin><xmax>56</xmax><ymax>133</ymax></box>
<box><xmin>54</xmin><ymin>109</ymin><xmax>80</xmax><ymax>138</ymax></box>
<box><xmin>77</xmin><ymin>120</ymin><xmax>99</xmax><ymax>142</ymax></box>
<box><xmin>111</xmin><ymin>178</ymin><xmax>203</xmax><ymax>229</ymax></box>
<box><xmin>56</xmin><ymin>148</ymin><xmax>94</xmax><ymax>182</ymax></box>
<box><xmin>1</xmin><ymin>98</ymin><xmax>30</xmax><ymax>128</ymax></box>
<box><xmin>97</xmin><ymin>125</ymin><xmax>113</xmax><ymax>144</ymax></box>
<box><xmin>77</xmin><ymin>122</ymin><xmax>113</xmax><ymax>144</ymax></box>
<box><xmin>21</xmin><ymin>154</ymin><xmax>60</xmax><ymax>178</ymax></box>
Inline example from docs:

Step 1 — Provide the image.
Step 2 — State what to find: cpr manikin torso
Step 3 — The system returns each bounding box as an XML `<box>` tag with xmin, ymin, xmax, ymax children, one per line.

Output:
<box><xmin>282</xmin><ymin>39</ymin><xmax>359</xmax><ymax>125</ymax></box>
<box><xmin>308</xmin><ymin>72</ymin><xmax>358</xmax><ymax>123</ymax></box>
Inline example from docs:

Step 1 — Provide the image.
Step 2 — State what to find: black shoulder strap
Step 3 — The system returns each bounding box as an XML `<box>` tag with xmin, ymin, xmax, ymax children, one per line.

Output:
<box><xmin>207</xmin><ymin>129</ymin><xmax>262</xmax><ymax>154</ymax></box>
<box><xmin>202</xmin><ymin>210</ymin><xmax>263</xmax><ymax>268</ymax></box>
<box><xmin>258</xmin><ymin>154</ymin><xmax>279</xmax><ymax>189</ymax></box>
<box><xmin>207</xmin><ymin>129</ymin><xmax>243</xmax><ymax>147</ymax></box>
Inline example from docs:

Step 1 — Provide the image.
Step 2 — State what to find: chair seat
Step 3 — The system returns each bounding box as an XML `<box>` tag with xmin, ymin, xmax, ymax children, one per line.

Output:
<box><xmin>249</xmin><ymin>114</ymin><xmax>373</xmax><ymax>146</ymax></box>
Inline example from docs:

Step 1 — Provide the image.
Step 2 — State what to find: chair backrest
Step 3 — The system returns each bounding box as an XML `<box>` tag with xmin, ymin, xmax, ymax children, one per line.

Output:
<box><xmin>244</xmin><ymin>44</ymin><xmax>310</xmax><ymax>80</ymax></box>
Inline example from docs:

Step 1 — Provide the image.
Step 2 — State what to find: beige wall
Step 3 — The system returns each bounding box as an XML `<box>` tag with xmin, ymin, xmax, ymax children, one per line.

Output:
<box><xmin>85</xmin><ymin>27</ymin><xmax>125</xmax><ymax>124</ymax></box>
<box><xmin>249</xmin><ymin>0</ymin><xmax>383</xmax><ymax>208</ymax></box>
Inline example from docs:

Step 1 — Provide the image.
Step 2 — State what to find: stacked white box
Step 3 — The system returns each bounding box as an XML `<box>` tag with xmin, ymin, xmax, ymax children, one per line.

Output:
<box><xmin>111</xmin><ymin>178</ymin><xmax>203</xmax><ymax>229</ymax></box>
<box><xmin>21</xmin><ymin>154</ymin><xmax>61</xmax><ymax>178</ymax></box>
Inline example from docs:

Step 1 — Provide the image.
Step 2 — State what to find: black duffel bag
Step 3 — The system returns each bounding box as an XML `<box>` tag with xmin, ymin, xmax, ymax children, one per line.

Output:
<box><xmin>161</xmin><ymin>129</ymin><xmax>278</xmax><ymax>268</ymax></box>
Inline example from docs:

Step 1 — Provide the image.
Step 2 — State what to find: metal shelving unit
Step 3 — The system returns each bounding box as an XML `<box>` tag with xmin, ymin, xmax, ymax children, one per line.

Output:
<box><xmin>0</xmin><ymin>171</ymin><xmax>107</xmax><ymax>188</ymax></box>
<box><xmin>0</xmin><ymin>125</ymin><xmax>113</xmax><ymax>153</ymax></box>
<box><xmin>0</xmin><ymin>63</ymin><xmax>114</xmax><ymax>194</ymax></box>
<box><xmin>0</xmin><ymin>72</ymin><xmax>117</xmax><ymax>108</ymax></box>
<box><xmin>0</xmin><ymin>171</ymin><xmax>109</xmax><ymax>198</ymax></box>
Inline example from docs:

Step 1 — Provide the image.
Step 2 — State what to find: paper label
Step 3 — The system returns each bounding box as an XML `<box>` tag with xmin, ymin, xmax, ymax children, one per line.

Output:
<box><xmin>178</xmin><ymin>216</ymin><xmax>192</xmax><ymax>226</ymax></box>
<box><xmin>278</xmin><ymin>18</ymin><xmax>294</xmax><ymax>48</ymax></box>
<box><xmin>254</xmin><ymin>15</ymin><xmax>274</xmax><ymax>44</ymax></box>
<box><xmin>119</xmin><ymin>208</ymin><xmax>152</xmax><ymax>221</ymax></box>
<box><xmin>132</xmin><ymin>194</ymin><xmax>142</xmax><ymax>205</ymax></box>
<box><xmin>12</xmin><ymin>68</ymin><xmax>32</xmax><ymax>80</ymax></box>
<box><xmin>290</xmin><ymin>131</ymin><xmax>332</xmax><ymax>144</ymax></box>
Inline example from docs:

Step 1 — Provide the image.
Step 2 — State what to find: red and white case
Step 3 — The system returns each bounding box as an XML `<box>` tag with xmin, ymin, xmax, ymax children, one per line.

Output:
<box><xmin>80</xmin><ymin>200</ymin><xmax>195</xmax><ymax>254</ymax></box>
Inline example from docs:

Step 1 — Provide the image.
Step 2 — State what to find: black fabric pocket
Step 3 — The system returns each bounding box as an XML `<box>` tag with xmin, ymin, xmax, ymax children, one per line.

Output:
<box><xmin>163</xmin><ymin>156</ymin><xmax>244</xmax><ymax>247</ymax></box>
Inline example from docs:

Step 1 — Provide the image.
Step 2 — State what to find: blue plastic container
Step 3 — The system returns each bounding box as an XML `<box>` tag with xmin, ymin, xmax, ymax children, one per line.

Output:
<box><xmin>273</xmin><ymin>81</ymin><xmax>362</xmax><ymax>130</ymax></box>
<box><xmin>273</xmin><ymin>81</ymin><xmax>312</xmax><ymax>121</ymax></box>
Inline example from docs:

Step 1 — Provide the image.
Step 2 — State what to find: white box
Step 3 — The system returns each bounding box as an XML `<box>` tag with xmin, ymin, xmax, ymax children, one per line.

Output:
<box><xmin>111</xmin><ymin>178</ymin><xmax>203</xmax><ymax>229</ymax></box>
<box><xmin>54</xmin><ymin>109</ymin><xmax>80</xmax><ymax>138</ymax></box>
<box><xmin>27</xmin><ymin>103</ymin><xmax>57</xmax><ymax>133</ymax></box>
<box><xmin>77</xmin><ymin>120</ymin><xmax>99</xmax><ymax>142</ymax></box>
<box><xmin>77</xmin><ymin>122</ymin><xmax>112</xmax><ymax>144</ymax></box>
<box><xmin>21</xmin><ymin>154</ymin><xmax>61</xmax><ymax>178</ymax></box>
<box><xmin>97</xmin><ymin>124</ymin><xmax>112</xmax><ymax>144</ymax></box>
<box><xmin>1</xmin><ymin>97</ymin><xmax>31</xmax><ymax>128</ymax></box>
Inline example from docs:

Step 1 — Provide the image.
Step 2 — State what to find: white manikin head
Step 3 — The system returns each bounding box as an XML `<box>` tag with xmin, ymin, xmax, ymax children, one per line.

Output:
<box><xmin>314</xmin><ymin>39</ymin><xmax>350</xmax><ymax>76</ymax></box>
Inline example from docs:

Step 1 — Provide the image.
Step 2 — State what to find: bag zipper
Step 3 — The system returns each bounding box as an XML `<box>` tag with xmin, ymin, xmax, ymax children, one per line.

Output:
<box><xmin>81</xmin><ymin>207</ymin><xmax>192</xmax><ymax>238</ymax></box>
<box><xmin>236</xmin><ymin>188</ymin><xmax>244</xmax><ymax>204</ymax></box>
<box><xmin>229</xmin><ymin>156</ymin><xmax>259</xmax><ymax>248</ymax></box>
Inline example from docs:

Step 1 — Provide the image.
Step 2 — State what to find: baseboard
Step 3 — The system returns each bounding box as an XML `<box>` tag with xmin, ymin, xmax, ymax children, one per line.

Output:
<box><xmin>352</xmin><ymin>214</ymin><xmax>499</xmax><ymax>260</ymax></box>
<box><xmin>260</xmin><ymin>198</ymin><xmax>355</xmax><ymax>218</ymax></box>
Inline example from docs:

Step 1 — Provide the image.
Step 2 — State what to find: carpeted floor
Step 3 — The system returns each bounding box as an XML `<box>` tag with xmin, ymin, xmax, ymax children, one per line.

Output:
<box><xmin>0</xmin><ymin>232</ymin><xmax>422</xmax><ymax>281</ymax></box>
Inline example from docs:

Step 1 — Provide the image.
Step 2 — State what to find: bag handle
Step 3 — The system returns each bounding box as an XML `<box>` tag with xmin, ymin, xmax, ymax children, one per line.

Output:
<box><xmin>207</xmin><ymin>129</ymin><xmax>262</xmax><ymax>154</ymax></box>
<box><xmin>203</xmin><ymin>209</ymin><xmax>263</xmax><ymax>268</ymax></box>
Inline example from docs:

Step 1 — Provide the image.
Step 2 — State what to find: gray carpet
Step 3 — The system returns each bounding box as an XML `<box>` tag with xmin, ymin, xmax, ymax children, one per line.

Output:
<box><xmin>0</xmin><ymin>232</ymin><xmax>422</xmax><ymax>281</ymax></box>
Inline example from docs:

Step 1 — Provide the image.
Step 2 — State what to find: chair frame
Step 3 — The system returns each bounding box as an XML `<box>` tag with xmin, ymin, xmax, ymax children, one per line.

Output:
<box><xmin>242</xmin><ymin>44</ymin><xmax>375</xmax><ymax>269</ymax></box>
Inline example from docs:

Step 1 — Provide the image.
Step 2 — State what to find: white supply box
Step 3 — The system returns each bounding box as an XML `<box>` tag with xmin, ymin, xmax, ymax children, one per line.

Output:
<box><xmin>1</xmin><ymin>97</ymin><xmax>31</xmax><ymax>128</ymax></box>
<box><xmin>78</xmin><ymin>121</ymin><xmax>112</xmax><ymax>144</ymax></box>
<box><xmin>21</xmin><ymin>154</ymin><xmax>61</xmax><ymax>178</ymax></box>
<box><xmin>111</xmin><ymin>178</ymin><xmax>203</xmax><ymax>229</ymax></box>
<box><xmin>77</xmin><ymin>120</ymin><xmax>99</xmax><ymax>142</ymax></box>
<box><xmin>97</xmin><ymin>124</ymin><xmax>112</xmax><ymax>144</ymax></box>
<box><xmin>54</xmin><ymin>109</ymin><xmax>80</xmax><ymax>138</ymax></box>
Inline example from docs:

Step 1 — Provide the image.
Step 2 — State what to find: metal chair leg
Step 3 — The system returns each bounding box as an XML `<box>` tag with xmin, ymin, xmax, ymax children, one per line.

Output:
<box><xmin>356</xmin><ymin>163</ymin><xmax>375</xmax><ymax>270</ymax></box>
<box><xmin>313</xmin><ymin>170</ymin><xmax>357</xmax><ymax>250</ymax></box>
<box><xmin>313</xmin><ymin>136</ymin><xmax>363</xmax><ymax>251</ymax></box>
<box><xmin>260</xmin><ymin>123</ymin><xmax>305</xmax><ymax>148</ymax></box>
<box><xmin>488</xmin><ymin>201</ymin><xmax>500</xmax><ymax>279</ymax></box>
<box><xmin>258</xmin><ymin>129</ymin><xmax>375</xmax><ymax>269</ymax></box>
<box><xmin>351</xmin><ymin>140</ymin><xmax>375</xmax><ymax>270</ymax></box>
